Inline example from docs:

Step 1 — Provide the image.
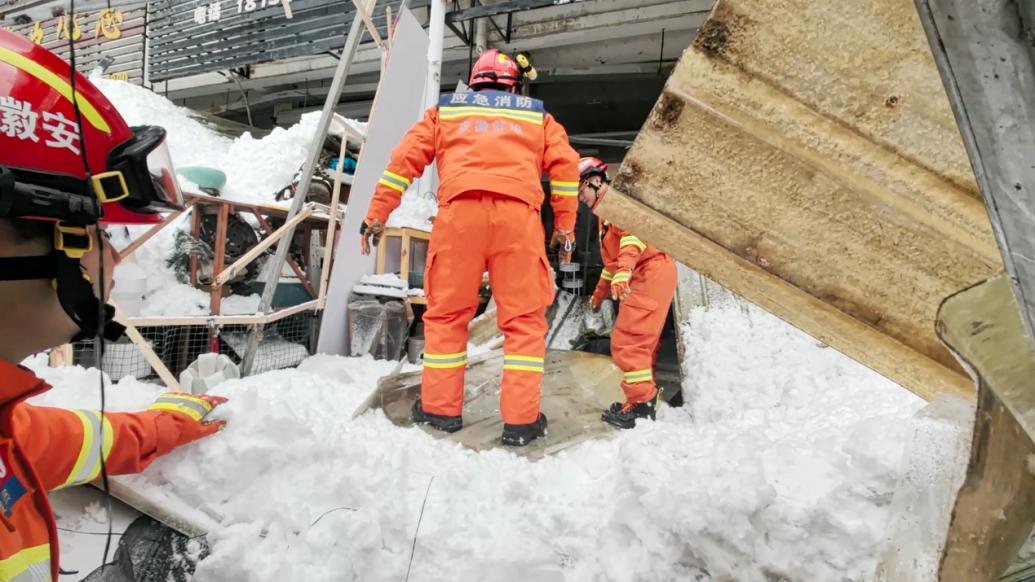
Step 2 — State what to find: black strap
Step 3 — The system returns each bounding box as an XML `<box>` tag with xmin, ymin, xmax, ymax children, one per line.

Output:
<box><xmin>0</xmin><ymin>256</ymin><xmax>57</xmax><ymax>281</ymax></box>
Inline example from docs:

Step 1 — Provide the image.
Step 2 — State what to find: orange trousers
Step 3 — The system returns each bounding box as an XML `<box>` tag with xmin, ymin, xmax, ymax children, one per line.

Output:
<box><xmin>420</xmin><ymin>191</ymin><xmax>555</xmax><ymax>424</ymax></box>
<box><xmin>612</xmin><ymin>254</ymin><xmax>677</xmax><ymax>404</ymax></box>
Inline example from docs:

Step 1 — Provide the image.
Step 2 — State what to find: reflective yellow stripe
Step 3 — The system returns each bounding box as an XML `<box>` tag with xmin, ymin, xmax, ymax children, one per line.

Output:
<box><xmin>440</xmin><ymin>106</ymin><xmax>544</xmax><ymax>125</ymax></box>
<box><xmin>504</xmin><ymin>355</ymin><xmax>544</xmax><ymax>363</ymax></box>
<box><xmin>0</xmin><ymin>544</ymin><xmax>51</xmax><ymax>581</ymax></box>
<box><xmin>619</xmin><ymin>236</ymin><xmax>647</xmax><ymax>251</ymax></box>
<box><xmin>550</xmin><ymin>180</ymin><xmax>579</xmax><ymax>197</ymax></box>
<box><xmin>58</xmin><ymin>410</ymin><xmax>114</xmax><ymax>489</ymax></box>
<box><xmin>0</xmin><ymin>46</ymin><xmax>110</xmax><ymax>134</ymax></box>
<box><xmin>441</xmin><ymin>105</ymin><xmax>544</xmax><ymax>121</ymax></box>
<box><xmin>149</xmin><ymin>393</ymin><xmax>213</xmax><ymax>422</ymax></box>
<box><xmin>378</xmin><ymin>178</ymin><xmax>407</xmax><ymax>193</ymax></box>
<box><xmin>423</xmin><ymin>351</ymin><xmax>467</xmax><ymax>369</ymax></box>
<box><xmin>624</xmin><ymin>369</ymin><xmax>653</xmax><ymax>383</ymax></box>
<box><xmin>503</xmin><ymin>354</ymin><xmax>545</xmax><ymax>373</ymax></box>
<box><xmin>383</xmin><ymin>170</ymin><xmax>411</xmax><ymax>186</ymax></box>
<box><xmin>611</xmin><ymin>271</ymin><xmax>631</xmax><ymax>283</ymax></box>
<box><xmin>600</xmin><ymin>269</ymin><xmax>613</xmax><ymax>281</ymax></box>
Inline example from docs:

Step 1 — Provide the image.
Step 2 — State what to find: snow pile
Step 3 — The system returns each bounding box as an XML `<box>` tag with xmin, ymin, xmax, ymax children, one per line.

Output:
<box><xmin>354</xmin><ymin>273</ymin><xmax>409</xmax><ymax>298</ymax></box>
<box><xmin>96</xmin><ymin>79</ymin><xmax>322</xmax><ymax>206</ymax></box>
<box><xmin>31</xmin><ymin>298</ymin><xmax>943</xmax><ymax>581</ymax></box>
<box><xmin>386</xmin><ymin>187</ymin><xmax>437</xmax><ymax>231</ymax></box>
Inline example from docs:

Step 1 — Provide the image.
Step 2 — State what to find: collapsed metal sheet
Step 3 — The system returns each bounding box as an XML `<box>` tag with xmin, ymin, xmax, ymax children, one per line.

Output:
<box><xmin>934</xmin><ymin>276</ymin><xmax>1035</xmax><ymax>582</ymax></box>
<box><xmin>361</xmin><ymin>349</ymin><xmax>624</xmax><ymax>459</ymax></box>
<box><xmin>596</xmin><ymin>0</ymin><xmax>1004</xmax><ymax>401</ymax></box>
<box><xmin>914</xmin><ymin>0</ymin><xmax>1035</xmax><ymax>438</ymax></box>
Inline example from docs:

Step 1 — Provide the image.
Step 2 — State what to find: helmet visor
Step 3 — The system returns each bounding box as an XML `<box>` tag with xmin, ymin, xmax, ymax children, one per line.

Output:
<box><xmin>109</xmin><ymin>126</ymin><xmax>185</xmax><ymax>213</ymax></box>
<box><xmin>144</xmin><ymin>138</ymin><xmax>184</xmax><ymax>210</ymax></box>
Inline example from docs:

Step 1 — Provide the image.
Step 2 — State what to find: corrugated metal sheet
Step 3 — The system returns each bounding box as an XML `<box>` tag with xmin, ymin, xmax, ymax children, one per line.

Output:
<box><xmin>148</xmin><ymin>0</ymin><xmax>387</xmax><ymax>81</ymax></box>
<box><xmin>1</xmin><ymin>4</ymin><xmax>147</xmax><ymax>84</ymax></box>
<box><xmin>596</xmin><ymin>0</ymin><xmax>1003</xmax><ymax>402</ymax></box>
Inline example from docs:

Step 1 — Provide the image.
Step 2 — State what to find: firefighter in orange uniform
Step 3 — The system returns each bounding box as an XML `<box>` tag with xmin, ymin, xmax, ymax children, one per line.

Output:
<box><xmin>360</xmin><ymin>49</ymin><xmax>580</xmax><ymax>446</ymax></box>
<box><xmin>579</xmin><ymin>157</ymin><xmax>677</xmax><ymax>428</ymax></box>
<box><xmin>0</xmin><ymin>30</ymin><xmax>226</xmax><ymax>580</ymax></box>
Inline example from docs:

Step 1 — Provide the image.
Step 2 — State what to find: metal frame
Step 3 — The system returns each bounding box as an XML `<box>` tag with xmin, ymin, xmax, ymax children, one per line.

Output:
<box><xmin>444</xmin><ymin>0</ymin><xmax>556</xmax><ymax>46</ymax></box>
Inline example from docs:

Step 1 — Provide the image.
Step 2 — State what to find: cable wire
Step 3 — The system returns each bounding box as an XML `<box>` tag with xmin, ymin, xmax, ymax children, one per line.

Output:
<box><xmin>67</xmin><ymin>0</ymin><xmax>116</xmax><ymax>570</ymax></box>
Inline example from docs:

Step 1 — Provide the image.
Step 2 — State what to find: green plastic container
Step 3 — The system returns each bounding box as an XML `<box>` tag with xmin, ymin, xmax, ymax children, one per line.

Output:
<box><xmin>177</xmin><ymin>166</ymin><xmax>227</xmax><ymax>193</ymax></box>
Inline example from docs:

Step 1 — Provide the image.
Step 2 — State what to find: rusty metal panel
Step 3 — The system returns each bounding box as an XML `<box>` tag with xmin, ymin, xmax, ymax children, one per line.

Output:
<box><xmin>597</xmin><ymin>0</ymin><xmax>1004</xmax><ymax>401</ymax></box>
<box><xmin>1</xmin><ymin>4</ymin><xmax>148</xmax><ymax>84</ymax></box>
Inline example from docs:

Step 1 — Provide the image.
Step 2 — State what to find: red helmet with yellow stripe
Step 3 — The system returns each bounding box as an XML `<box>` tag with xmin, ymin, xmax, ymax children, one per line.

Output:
<box><xmin>0</xmin><ymin>29</ymin><xmax>183</xmax><ymax>226</ymax></box>
<box><xmin>0</xmin><ymin>29</ymin><xmax>186</xmax><ymax>341</ymax></box>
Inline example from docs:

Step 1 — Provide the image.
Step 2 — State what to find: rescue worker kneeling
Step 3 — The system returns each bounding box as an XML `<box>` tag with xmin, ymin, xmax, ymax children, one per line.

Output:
<box><xmin>0</xmin><ymin>30</ymin><xmax>226</xmax><ymax>580</ymax></box>
<box><xmin>578</xmin><ymin>157</ymin><xmax>678</xmax><ymax>429</ymax></box>
<box><xmin>361</xmin><ymin>49</ymin><xmax>580</xmax><ymax>446</ymax></box>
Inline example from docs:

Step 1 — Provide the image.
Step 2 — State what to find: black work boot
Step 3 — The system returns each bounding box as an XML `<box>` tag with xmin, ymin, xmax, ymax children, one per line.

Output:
<box><xmin>411</xmin><ymin>396</ymin><xmax>463</xmax><ymax>433</ymax></box>
<box><xmin>501</xmin><ymin>413</ymin><xmax>548</xmax><ymax>447</ymax></box>
<box><xmin>601</xmin><ymin>394</ymin><xmax>658</xmax><ymax>430</ymax></box>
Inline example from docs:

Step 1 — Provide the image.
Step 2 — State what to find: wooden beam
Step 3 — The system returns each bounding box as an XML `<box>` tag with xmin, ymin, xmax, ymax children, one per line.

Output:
<box><xmin>210</xmin><ymin>203</ymin><xmax>230</xmax><ymax>315</ymax></box>
<box><xmin>48</xmin><ymin>344</ymin><xmax>73</xmax><ymax>367</ymax></box>
<box><xmin>250</xmin><ymin>210</ymin><xmax>318</xmax><ymax>300</ymax></box>
<box><xmin>117</xmin><ymin>201</ymin><xmax>194</xmax><ymax>260</ymax></box>
<box><xmin>352</xmin><ymin>0</ymin><xmax>383</xmax><ymax>47</ymax></box>
<box><xmin>126</xmin><ymin>300</ymin><xmax>320</xmax><ymax>327</ymax></box>
<box><xmin>319</xmin><ymin>130</ymin><xmax>350</xmax><ymax>307</ymax></box>
<box><xmin>112</xmin><ymin>304</ymin><xmax>182</xmax><ymax>390</ymax></box>
<box><xmin>189</xmin><ymin>205</ymin><xmax>202</xmax><ymax>287</ymax></box>
<box><xmin>214</xmin><ymin>205</ymin><xmax>313</xmax><ymax>287</ymax></box>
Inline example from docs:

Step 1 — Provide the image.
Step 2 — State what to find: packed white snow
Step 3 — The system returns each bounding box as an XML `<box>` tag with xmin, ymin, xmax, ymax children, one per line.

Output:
<box><xmin>28</xmin><ymin>295</ymin><xmax>942</xmax><ymax>582</ymax></box>
<box><xmin>93</xmin><ymin>79</ymin><xmax>438</xmax><ymax>316</ymax></box>
<box><xmin>93</xmin><ymin>78</ymin><xmax>364</xmax><ymax>207</ymax></box>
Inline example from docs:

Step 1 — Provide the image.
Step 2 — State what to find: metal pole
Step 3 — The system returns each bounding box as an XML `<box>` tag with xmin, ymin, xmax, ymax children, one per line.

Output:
<box><xmin>424</xmin><ymin>0</ymin><xmax>446</xmax><ymax>109</ymax></box>
<box><xmin>409</xmin><ymin>0</ymin><xmax>446</xmax><ymax>211</ymax></box>
<box><xmin>241</xmin><ymin>10</ymin><xmax>369</xmax><ymax>376</ymax></box>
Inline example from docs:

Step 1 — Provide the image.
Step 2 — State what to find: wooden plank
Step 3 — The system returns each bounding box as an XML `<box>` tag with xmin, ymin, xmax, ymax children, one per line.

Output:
<box><xmin>251</xmin><ymin>211</ymin><xmax>319</xmax><ymax>300</ymax></box>
<box><xmin>126</xmin><ymin>300</ymin><xmax>320</xmax><ymax>327</ymax></box>
<box><xmin>210</xmin><ymin>203</ymin><xmax>230</xmax><ymax>315</ymax></box>
<box><xmin>352</xmin><ymin>0</ymin><xmax>384</xmax><ymax>46</ymax></box>
<box><xmin>317</xmin><ymin>7</ymin><xmax>430</xmax><ymax>355</ymax></box>
<box><xmin>213</xmin><ymin>205</ymin><xmax>314</xmax><ymax>287</ymax></box>
<box><xmin>117</xmin><ymin>200</ymin><xmax>194</xmax><ymax>260</ymax></box>
<box><xmin>48</xmin><ymin>344</ymin><xmax>74</xmax><ymax>367</ymax></box>
<box><xmin>189</xmin><ymin>205</ymin><xmax>201</xmax><ymax>287</ymax></box>
<box><xmin>319</xmin><ymin>128</ymin><xmax>352</xmax><ymax>306</ymax></box>
<box><xmin>112</xmin><ymin>304</ymin><xmax>182</xmax><ymax>390</ymax></box>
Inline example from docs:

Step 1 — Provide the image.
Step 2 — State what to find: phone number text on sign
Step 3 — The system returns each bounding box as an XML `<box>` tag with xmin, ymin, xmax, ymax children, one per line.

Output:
<box><xmin>193</xmin><ymin>0</ymin><xmax>285</xmax><ymax>24</ymax></box>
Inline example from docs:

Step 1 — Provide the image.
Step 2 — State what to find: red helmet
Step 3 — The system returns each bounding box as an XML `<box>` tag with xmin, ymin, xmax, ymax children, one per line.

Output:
<box><xmin>0</xmin><ymin>29</ymin><xmax>183</xmax><ymax>226</ymax></box>
<box><xmin>469</xmin><ymin>49</ymin><xmax>523</xmax><ymax>90</ymax></box>
<box><xmin>578</xmin><ymin>157</ymin><xmax>609</xmax><ymax>181</ymax></box>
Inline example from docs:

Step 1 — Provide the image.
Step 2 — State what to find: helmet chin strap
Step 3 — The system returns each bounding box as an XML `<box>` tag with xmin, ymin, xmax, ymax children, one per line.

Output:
<box><xmin>0</xmin><ymin>250</ymin><xmax>124</xmax><ymax>342</ymax></box>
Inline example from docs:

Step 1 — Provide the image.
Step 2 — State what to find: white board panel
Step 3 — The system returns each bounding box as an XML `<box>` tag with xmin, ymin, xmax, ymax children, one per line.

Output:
<box><xmin>317</xmin><ymin>8</ymin><xmax>430</xmax><ymax>355</ymax></box>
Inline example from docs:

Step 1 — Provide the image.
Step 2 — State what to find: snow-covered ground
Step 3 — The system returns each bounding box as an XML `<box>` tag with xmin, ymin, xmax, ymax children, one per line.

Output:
<box><xmin>30</xmin><ymin>294</ymin><xmax>949</xmax><ymax>582</ymax></box>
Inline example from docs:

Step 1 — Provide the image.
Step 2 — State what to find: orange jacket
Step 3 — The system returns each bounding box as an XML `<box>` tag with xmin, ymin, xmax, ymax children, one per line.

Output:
<box><xmin>366</xmin><ymin>90</ymin><xmax>581</xmax><ymax>233</ymax></box>
<box><xmin>0</xmin><ymin>359</ymin><xmax>214</xmax><ymax>581</ymax></box>
<box><xmin>597</xmin><ymin>216</ymin><xmax>667</xmax><ymax>286</ymax></box>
